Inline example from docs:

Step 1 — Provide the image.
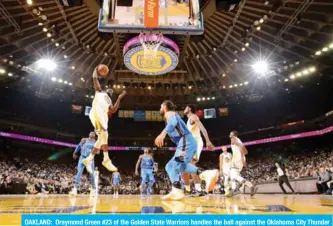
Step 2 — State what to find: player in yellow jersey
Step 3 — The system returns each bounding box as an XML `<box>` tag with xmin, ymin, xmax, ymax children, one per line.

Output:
<box><xmin>82</xmin><ymin>66</ymin><xmax>126</xmax><ymax>174</ymax></box>
<box><xmin>219</xmin><ymin>146</ymin><xmax>232</xmax><ymax>195</ymax></box>
<box><xmin>228</xmin><ymin>131</ymin><xmax>257</xmax><ymax>197</ymax></box>
<box><xmin>183</xmin><ymin>104</ymin><xmax>215</xmax><ymax>195</ymax></box>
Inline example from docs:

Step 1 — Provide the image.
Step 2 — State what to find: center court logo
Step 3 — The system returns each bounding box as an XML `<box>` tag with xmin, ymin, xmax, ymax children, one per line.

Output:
<box><xmin>124</xmin><ymin>46</ymin><xmax>179</xmax><ymax>76</ymax></box>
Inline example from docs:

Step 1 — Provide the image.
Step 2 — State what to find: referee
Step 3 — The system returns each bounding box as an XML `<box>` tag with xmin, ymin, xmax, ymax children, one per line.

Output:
<box><xmin>275</xmin><ymin>162</ymin><xmax>295</xmax><ymax>194</ymax></box>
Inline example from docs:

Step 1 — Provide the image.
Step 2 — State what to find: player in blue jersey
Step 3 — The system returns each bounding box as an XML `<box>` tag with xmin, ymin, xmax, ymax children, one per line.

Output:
<box><xmin>135</xmin><ymin>148</ymin><xmax>155</xmax><ymax>196</ymax></box>
<box><xmin>112</xmin><ymin>170</ymin><xmax>121</xmax><ymax>197</ymax></box>
<box><xmin>69</xmin><ymin>132</ymin><xmax>96</xmax><ymax>196</ymax></box>
<box><xmin>154</xmin><ymin>100</ymin><xmax>219</xmax><ymax>200</ymax></box>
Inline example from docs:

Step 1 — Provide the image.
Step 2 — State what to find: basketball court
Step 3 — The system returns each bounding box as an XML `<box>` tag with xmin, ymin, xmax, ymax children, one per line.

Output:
<box><xmin>0</xmin><ymin>195</ymin><xmax>332</xmax><ymax>225</ymax></box>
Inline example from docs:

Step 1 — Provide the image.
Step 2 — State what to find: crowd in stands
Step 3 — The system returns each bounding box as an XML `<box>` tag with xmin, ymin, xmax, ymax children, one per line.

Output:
<box><xmin>1</xmin><ymin>143</ymin><xmax>332</xmax><ymax>195</ymax></box>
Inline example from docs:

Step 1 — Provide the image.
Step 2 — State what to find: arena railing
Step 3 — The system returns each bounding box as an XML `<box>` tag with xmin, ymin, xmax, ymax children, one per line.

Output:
<box><xmin>0</xmin><ymin>126</ymin><xmax>332</xmax><ymax>151</ymax></box>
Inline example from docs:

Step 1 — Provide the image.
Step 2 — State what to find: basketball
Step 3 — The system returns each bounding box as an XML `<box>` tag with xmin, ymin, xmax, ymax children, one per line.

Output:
<box><xmin>97</xmin><ymin>64</ymin><xmax>109</xmax><ymax>77</ymax></box>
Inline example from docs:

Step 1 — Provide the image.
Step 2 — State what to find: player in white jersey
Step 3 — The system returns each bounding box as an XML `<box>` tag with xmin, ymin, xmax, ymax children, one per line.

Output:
<box><xmin>219</xmin><ymin>146</ymin><xmax>232</xmax><ymax>194</ymax></box>
<box><xmin>82</xmin><ymin>66</ymin><xmax>126</xmax><ymax>174</ymax></box>
<box><xmin>183</xmin><ymin>104</ymin><xmax>215</xmax><ymax>194</ymax></box>
<box><xmin>228</xmin><ymin>131</ymin><xmax>257</xmax><ymax>197</ymax></box>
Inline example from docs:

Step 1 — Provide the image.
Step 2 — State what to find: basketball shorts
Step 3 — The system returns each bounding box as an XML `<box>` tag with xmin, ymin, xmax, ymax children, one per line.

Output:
<box><xmin>89</xmin><ymin>107</ymin><xmax>108</xmax><ymax>131</ymax></box>
<box><xmin>141</xmin><ymin>169</ymin><xmax>155</xmax><ymax>185</ymax></box>
<box><xmin>230</xmin><ymin>162</ymin><xmax>244</xmax><ymax>182</ymax></box>
<box><xmin>192</xmin><ymin>138</ymin><xmax>203</xmax><ymax>162</ymax></box>
<box><xmin>113</xmin><ymin>180</ymin><xmax>119</xmax><ymax>186</ymax></box>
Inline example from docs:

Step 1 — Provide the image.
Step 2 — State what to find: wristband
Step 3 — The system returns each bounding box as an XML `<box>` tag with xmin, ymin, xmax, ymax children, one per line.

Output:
<box><xmin>93</xmin><ymin>68</ymin><xmax>98</xmax><ymax>78</ymax></box>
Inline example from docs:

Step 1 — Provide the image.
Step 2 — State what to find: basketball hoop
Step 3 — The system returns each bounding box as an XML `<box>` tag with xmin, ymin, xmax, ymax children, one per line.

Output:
<box><xmin>139</xmin><ymin>32</ymin><xmax>164</xmax><ymax>60</ymax></box>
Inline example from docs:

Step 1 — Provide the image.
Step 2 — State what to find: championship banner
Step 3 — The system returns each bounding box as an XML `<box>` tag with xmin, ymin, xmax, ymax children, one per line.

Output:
<box><xmin>134</xmin><ymin>110</ymin><xmax>145</xmax><ymax>121</ymax></box>
<box><xmin>146</xmin><ymin>111</ymin><xmax>152</xmax><ymax>121</ymax></box>
<box><xmin>124</xmin><ymin>110</ymin><xmax>129</xmax><ymax>118</ymax></box>
<box><xmin>157</xmin><ymin>113</ymin><xmax>163</xmax><ymax>121</ymax></box>
<box><xmin>151</xmin><ymin>111</ymin><xmax>157</xmax><ymax>121</ymax></box>
<box><xmin>71</xmin><ymin>104</ymin><xmax>82</xmax><ymax>114</ymax></box>
<box><xmin>218</xmin><ymin>107</ymin><xmax>228</xmax><ymax>116</ymax></box>
<box><xmin>196</xmin><ymin>109</ymin><xmax>204</xmax><ymax>119</ymax></box>
<box><xmin>118</xmin><ymin>110</ymin><xmax>124</xmax><ymax>118</ymax></box>
<box><xmin>129</xmin><ymin>110</ymin><xmax>134</xmax><ymax>118</ymax></box>
<box><xmin>144</xmin><ymin>0</ymin><xmax>159</xmax><ymax>28</ymax></box>
<box><xmin>84</xmin><ymin>106</ymin><xmax>91</xmax><ymax>116</ymax></box>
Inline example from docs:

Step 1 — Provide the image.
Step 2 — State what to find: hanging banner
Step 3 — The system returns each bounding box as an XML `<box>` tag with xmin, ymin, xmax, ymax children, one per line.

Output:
<box><xmin>144</xmin><ymin>0</ymin><xmax>159</xmax><ymax>28</ymax></box>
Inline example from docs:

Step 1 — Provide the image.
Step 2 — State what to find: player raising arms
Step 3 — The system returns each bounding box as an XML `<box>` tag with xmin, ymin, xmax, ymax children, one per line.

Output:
<box><xmin>183</xmin><ymin>104</ymin><xmax>215</xmax><ymax>195</ymax></box>
<box><xmin>83</xmin><ymin>65</ymin><xmax>126</xmax><ymax>174</ymax></box>
<box><xmin>155</xmin><ymin>100</ymin><xmax>218</xmax><ymax>201</ymax></box>
<box><xmin>135</xmin><ymin>148</ymin><xmax>155</xmax><ymax>196</ymax></box>
<box><xmin>228</xmin><ymin>131</ymin><xmax>257</xmax><ymax>197</ymax></box>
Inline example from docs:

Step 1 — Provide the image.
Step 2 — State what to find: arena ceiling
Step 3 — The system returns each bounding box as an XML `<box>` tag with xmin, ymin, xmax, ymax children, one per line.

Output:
<box><xmin>1</xmin><ymin>0</ymin><xmax>333</xmax><ymax>105</ymax></box>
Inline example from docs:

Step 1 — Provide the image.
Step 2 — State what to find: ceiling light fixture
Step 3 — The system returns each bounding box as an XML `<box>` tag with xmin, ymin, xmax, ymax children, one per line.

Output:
<box><xmin>252</xmin><ymin>61</ymin><xmax>268</xmax><ymax>75</ymax></box>
<box><xmin>302</xmin><ymin>69</ymin><xmax>309</xmax><ymax>75</ymax></box>
<box><xmin>36</xmin><ymin>59</ymin><xmax>57</xmax><ymax>71</ymax></box>
<box><xmin>309</xmin><ymin>67</ymin><xmax>316</xmax><ymax>72</ymax></box>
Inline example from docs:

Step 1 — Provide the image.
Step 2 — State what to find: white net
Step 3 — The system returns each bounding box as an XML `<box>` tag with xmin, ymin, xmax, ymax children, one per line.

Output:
<box><xmin>139</xmin><ymin>33</ymin><xmax>164</xmax><ymax>60</ymax></box>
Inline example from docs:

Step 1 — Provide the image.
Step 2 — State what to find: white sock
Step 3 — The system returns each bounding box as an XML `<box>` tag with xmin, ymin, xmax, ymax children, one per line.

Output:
<box><xmin>103</xmin><ymin>152</ymin><xmax>110</xmax><ymax>161</ymax></box>
<box><xmin>87</xmin><ymin>153</ymin><xmax>95</xmax><ymax>161</ymax></box>
<box><xmin>185</xmin><ymin>185</ymin><xmax>191</xmax><ymax>192</ymax></box>
<box><xmin>245</xmin><ymin>181</ymin><xmax>253</xmax><ymax>188</ymax></box>
<box><xmin>231</xmin><ymin>181</ymin><xmax>237</xmax><ymax>190</ymax></box>
<box><xmin>195</xmin><ymin>183</ymin><xmax>202</xmax><ymax>192</ymax></box>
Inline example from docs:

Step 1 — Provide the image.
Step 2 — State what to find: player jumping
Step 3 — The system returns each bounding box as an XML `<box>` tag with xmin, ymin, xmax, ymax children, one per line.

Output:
<box><xmin>135</xmin><ymin>148</ymin><xmax>155</xmax><ymax>196</ymax></box>
<box><xmin>183</xmin><ymin>104</ymin><xmax>215</xmax><ymax>195</ymax></box>
<box><xmin>82</xmin><ymin>66</ymin><xmax>126</xmax><ymax>174</ymax></box>
<box><xmin>155</xmin><ymin>100</ymin><xmax>219</xmax><ymax>201</ymax></box>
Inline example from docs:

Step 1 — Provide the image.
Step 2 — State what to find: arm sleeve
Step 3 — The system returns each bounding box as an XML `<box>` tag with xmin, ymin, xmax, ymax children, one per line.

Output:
<box><xmin>74</xmin><ymin>143</ymin><xmax>82</xmax><ymax>154</ymax></box>
<box><xmin>164</xmin><ymin>115</ymin><xmax>178</xmax><ymax>134</ymax></box>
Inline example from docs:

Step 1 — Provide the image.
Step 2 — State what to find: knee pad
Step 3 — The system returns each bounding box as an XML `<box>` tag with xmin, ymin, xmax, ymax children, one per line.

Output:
<box><xmin>94</xmin><ymin>130</ymin><xmax>108</xmax><ymax>149</ymax></box>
